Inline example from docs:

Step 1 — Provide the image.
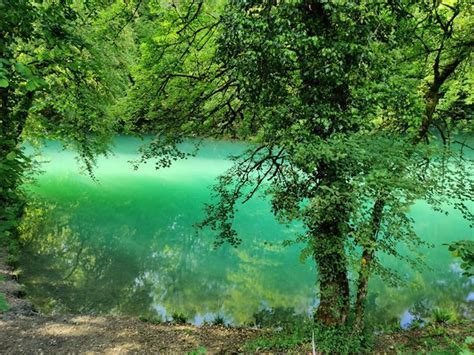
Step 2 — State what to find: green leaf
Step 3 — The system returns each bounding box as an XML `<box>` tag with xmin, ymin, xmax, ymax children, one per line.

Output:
<box><xmin>25</xmin><ymin>80</ymin><xmax>37</xmax><ymax>91</ymax></box>
<box><xmin>6</xmin><ymin>151</ymin><xmax>16</xmax><ymax>160</ymax></box>
<box><xmin>465</xmin><ymin>336</ymin><xmax>474</xmax><ymax>345</ymax></box>
<box><xmin>0</xmin><ymin>78</ymin><xmax>8</xmax><ymax>88</ymax></box>
<box><xmin>15</xmin><ymin>62</ymin><xmax>32</xmax><ymax>78</ymax></box>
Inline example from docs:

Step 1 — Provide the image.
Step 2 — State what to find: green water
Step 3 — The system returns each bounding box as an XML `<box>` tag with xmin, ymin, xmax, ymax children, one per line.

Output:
<box><xmin>20</xmin><ymin>137</ymin><xmax>473</xmax><ymax>327</ymax></box>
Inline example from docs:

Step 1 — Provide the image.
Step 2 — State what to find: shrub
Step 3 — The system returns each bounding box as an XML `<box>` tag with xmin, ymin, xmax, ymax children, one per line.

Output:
<box><xmin>0</xmin><ymin>293</ymin><xmax>9</xmax><ymax>312</ymax></box>
<box><xmin>138</xmin><ymin>313</ymin><xmax>162</xmax><ymax>324</ymax></box>
<box><xmin>431</xmin><ymin>308</ymin><xmax>455</xmax><ymax>324</ymax></box>
<box><xmin>212</xmin><ymin>315</ymin><xmax>225</xmax><ymax>326</ymax></box>
<box><xmin>172</xmin><ymin>312</ymin><xmax>188</xmax><ymax>324</ymax></box>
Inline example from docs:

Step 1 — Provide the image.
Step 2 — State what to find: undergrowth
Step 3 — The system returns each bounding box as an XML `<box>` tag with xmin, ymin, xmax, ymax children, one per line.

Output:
<box><xmin>0</xmin><ymin>291</ymin><xmax>9</xmax><ymax>312</ymax></box>
<box><xmin>243</xmin><ymin>307</ymin><xmax>473</xmax><ymax>353</ymax></box>
<box><xmin>243</xmin><ymin>317</ymin><xmax>373</xmax><ymax>353</ymax></box>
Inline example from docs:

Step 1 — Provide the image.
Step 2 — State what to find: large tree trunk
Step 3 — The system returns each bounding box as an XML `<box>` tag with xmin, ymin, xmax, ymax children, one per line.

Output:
<box><xmin>314</xmin><ymin>230</ymin><xmax>350</xmax><ymax>326</ymax></box>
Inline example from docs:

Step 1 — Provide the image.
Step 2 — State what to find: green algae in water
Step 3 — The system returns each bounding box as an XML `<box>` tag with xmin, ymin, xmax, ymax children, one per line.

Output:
<box><xmin>19</xmin><ymin>137</ymin><xmax>473</xmax><ymax>326</ymax></box>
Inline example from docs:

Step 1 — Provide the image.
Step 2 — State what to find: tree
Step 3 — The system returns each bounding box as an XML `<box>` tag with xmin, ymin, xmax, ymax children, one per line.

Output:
<box><xmin>126</xmin><ymin>0</ymin><xmax>390</xmax><ymax>328</ymax></box>
<box><xmin>353</xmin><ymin>0</ymin><xmax>473</xmax><ymax>330</ymax></box>
<box><xmin>0</xmin><ymin>0</ymin><xmax>133</xmax><ymax>244</ymax></box>
<box><xmin>126</xmin><ymin>1</ymin><xmax>472</xmax><ymax>344</ymax></box>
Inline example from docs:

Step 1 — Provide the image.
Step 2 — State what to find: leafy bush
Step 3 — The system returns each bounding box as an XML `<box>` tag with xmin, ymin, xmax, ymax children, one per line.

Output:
<box><xmin>431</xmin><ymin>308</ymin><xmax>456</xmax><ymax>324</ymax></box>
<box><xmin>244</xmin><ymin>316</ymin><xmax>373</xmax><ymax>353</ymax></box>
<box><xmin>447</xmin><ymin>241</ymin><xmax>474</xmax><ymax>277</ymax></box>
<box><xmin>212</xmin><ymin>315</ymin><xmax>225</xmax><ymax>326</ymax></box>
<box><xmin>138</xmin><ymin>313</ymin><xmax>162</xmax><ymax>324</ymax></box>
<box><xmin>172</xmin><ymin>312</ymin><xmax>188</xmax><ymax>324</ymax></box>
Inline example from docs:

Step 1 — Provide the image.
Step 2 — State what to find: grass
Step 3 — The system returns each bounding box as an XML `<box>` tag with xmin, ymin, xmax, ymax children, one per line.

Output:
<box><xmin>374</xmin><ymin>321</ymin><xmax>474</xmax><ymax>354</ymax></box>
<box><xmin>171</xmin><ymin>312</ymin><xmax>188</xmax><ymax>324</ymax></box>
<box><xmin>0</xmin><ymin>292</ymin><xmax>9</xmax><ymax>312</ymax></box>
<box><xmin>187</xmin><ymin>346</ymin><xmax>207</xmax><ymax>354</ymax></box>
<box><xmin>243</xmin><ymin>318</ymin><xmax>474</xmax><ymax>353</ymax></box>
<box><xmin>243</xmin><ymin>319</ymin><xmax>372</xmax><ymax>353</ymax></box>
<box><xmin>211</xmin><ymin>315</ymin><xmax>225</xmax><ymax>326</ymax></box>
<box><xmin>244</xmin><ymin>330</ymin><xmax>309</xmax><ymax>352</ymax></box>
<box><xmin>431</xmin><ymin>307</ymin><xmax>458</xmax><ymax>324</ymax></box>
<box><xmin>138</xmin><ymin>313</ymin><xmax>162</xmax><ymax>324</ymax></box>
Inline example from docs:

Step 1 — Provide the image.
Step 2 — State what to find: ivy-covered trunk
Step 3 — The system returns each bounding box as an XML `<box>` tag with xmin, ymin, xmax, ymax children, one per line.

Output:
<box><xmin>313</xmin><ymin>223</ymin><xmax>350</xmax><ymax>326</ymax></box>
<box><xmin>353</xmin><ymin>198</ymin><xmax>385</xmax><ymax>332</ymax></box>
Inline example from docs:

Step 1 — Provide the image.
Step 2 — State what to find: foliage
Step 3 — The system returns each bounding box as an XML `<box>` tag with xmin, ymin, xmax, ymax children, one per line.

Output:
<box><xmin>0</xmin><ymin>0</ymin><xmax>134</xmax><ymax>263</ymax></box>
<box><xmin>0</xmin><ymin>1</ymin><xmax>471</xmax><ymax>352</ymax></box>
<box><xmin>375</xmin><ymin>322</ymin><xmax>474</xmax><ymax>354</ymax></box>
<box><xmin>211</xmin><ymin>315</ymin><xmax>225</xmax><ymax>326</ymax></box>
<box><xmin>122</xmin><ymin>0</ymin><xmax>473</xmax><ymax>339</ymax></box>
<box><xmin>244</xmin><ymin>318</ymin><xmax>373</xmax><ymax>353</ymax></box>
<box><xmin>431</xmin><ymin>308</ymin><xmax>455</xmax><ymax>324</ymax></box>
<box><xmin>139</xmin><ymin>313</ymin><xmax>163</xmax><ymax>324</ymax></box>
<box><xmin>0</xmin><ymin>292</ymin><xmax>9</xmax><ymax>312</ymax></box>
<box><xmin>172</xmin><ymin>312</ymin><xmax>188</xmax><ymax>324</ymax></box>
<box><xmin>246</xmin><ymin>321</ymin><xmax>474</xmax><ymax>353</ymax></box>
<box><xmin>1</xmin><ymin>0</ymin><xmax>130</xmax><ymax>160</ymax></box>
<box><xmin>187</xmin><ymin>346</ymin><xmax>207</xmax><ymax>355</ymax></box>
<box><xmin>0</xmin><ymin>147</ymin><xmax>30</xmax><ymax>250</ymax></box>
<box><xmin>243</xmin><ymin>317</ymin><xmax>313</xmax><ymax>352</ymax></box>
<box><xmin>447</xmin><ymin>240</ymin><xmax>474</xmax><ymax>277</ymax></box>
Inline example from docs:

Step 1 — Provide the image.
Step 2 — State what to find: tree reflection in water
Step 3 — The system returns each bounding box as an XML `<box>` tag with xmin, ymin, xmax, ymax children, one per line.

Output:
<box><xmin>18</xmin><ymin>148</ymin><xmax>473</xmax><ymax>326</ymax></box>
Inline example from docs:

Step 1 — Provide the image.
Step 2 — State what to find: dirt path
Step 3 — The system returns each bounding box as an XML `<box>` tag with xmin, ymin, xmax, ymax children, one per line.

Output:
<box><xmin>0</xmin><ymin>314</ymin><xmax>259</xmax><ymax>353</ymax></box>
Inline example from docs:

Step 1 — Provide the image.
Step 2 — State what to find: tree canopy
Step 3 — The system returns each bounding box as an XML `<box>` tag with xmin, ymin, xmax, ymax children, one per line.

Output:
<box><xmin>1</xmin><ymin>0</ymin><xmax>134</xmax><ymax>242</ymax></box>
<box><xmin>0</xmin><ymin>0</ymin><xmax>472</xmax><ymax>352</ymax></box>
<box><xmin>121</xmin><ymin>0</ymin><xmax>472</xmax><ymax>332</ymax></box>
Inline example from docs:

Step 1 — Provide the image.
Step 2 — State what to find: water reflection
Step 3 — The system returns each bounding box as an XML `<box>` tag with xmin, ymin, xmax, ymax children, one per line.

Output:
<box><xmin>19</xmin><ymin>139</ymin><xmax>473</xmax><ymax>326</ymax></box>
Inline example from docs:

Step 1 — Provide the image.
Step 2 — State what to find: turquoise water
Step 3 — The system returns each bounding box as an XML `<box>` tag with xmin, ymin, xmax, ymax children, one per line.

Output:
<box><xmin>19</xmin><ymin>137</ymin><xmax>473</xmax><ymax>326</ymax></box>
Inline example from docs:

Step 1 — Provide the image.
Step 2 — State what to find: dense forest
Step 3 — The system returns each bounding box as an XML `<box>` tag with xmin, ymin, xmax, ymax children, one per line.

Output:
<box><xmin>1</xmin><ymin>0</ymin><xmax>473</xmax><ymax>353</ymax></box>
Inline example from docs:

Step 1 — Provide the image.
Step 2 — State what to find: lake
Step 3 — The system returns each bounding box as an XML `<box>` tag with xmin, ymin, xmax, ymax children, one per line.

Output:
<box><xmin>19</xmin><ymin>137</ymin><xmax>473</xmax><ymax>327</ymax></box>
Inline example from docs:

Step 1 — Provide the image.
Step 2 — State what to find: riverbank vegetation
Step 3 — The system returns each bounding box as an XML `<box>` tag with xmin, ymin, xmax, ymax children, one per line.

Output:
<box><xmin>1</xmin><ymin>309</ymin><xmax>473</xmax><ymax>353</ymax></box>
<box><xmin>1</xmin><ymin>0</ymin><xmax>473</xmax><ymax>353</ymax></box>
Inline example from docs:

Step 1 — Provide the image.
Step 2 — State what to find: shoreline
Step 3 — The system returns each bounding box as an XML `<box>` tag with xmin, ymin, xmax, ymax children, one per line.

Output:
<box><xmin>0</xmin><ymin>246</ymin><xmax>261</xmax><ymax>353</ymax></box>
<box><xmin>0</xmin><ymin>247</ymin><xmax>36</xmax><ymax>317</ymax></box>
<box><xmin>1</xmin><ymin>246</ymin><xmax>473</xmax><ymax>353</ymax></box>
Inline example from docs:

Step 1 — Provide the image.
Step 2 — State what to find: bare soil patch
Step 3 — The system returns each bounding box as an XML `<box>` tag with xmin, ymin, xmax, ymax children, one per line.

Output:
<box><xmin>0</xmin><ymin>314</ymin><xmax>260</xmax><ymax>354</ymax></box>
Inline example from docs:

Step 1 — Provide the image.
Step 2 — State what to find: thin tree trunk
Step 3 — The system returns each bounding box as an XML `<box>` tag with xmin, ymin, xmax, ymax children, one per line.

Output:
<box><xmin>352</xmin><ymin>41</ymin><xmax>470</xmax><ymax>333</ymax></box>
<box><xmin>353</xmin><ymin>198</ymin><xmax>384</xmax><ymax>332</ymax></box>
